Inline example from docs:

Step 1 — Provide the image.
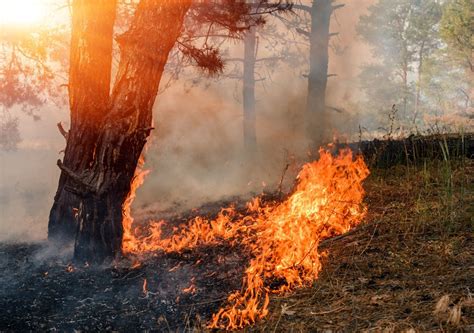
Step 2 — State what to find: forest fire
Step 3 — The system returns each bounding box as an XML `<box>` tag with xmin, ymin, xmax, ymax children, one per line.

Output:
<box><xmin>1</xmin><ymin>0</ymin><xmax>472</xmax><ymax>330</ymax></box>
<box><xmin>122</xmin><ymin>148</ymin><xmax>369</xmax><ymax>329</ymax></box>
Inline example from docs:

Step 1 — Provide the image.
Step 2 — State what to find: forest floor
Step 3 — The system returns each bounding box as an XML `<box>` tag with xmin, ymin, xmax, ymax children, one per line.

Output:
<box><xmin>250</xmin><ymin>159</ymin><xmax>474</xmax><ymax>333</ymax></box>
<box><xmin>0</xmin><ymin>158</ymin><xmax>473</xmax><ymax>332</ymax></box>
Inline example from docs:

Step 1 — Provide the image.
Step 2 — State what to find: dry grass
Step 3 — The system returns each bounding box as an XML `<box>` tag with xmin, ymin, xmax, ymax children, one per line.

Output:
<box><xmin>243</xmin><ymin>160</ymin><xmax>474</xmax><ymax>332</ymax></box>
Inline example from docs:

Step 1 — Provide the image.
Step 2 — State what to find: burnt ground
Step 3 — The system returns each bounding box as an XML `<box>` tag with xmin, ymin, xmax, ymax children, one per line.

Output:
<box><xmin>0</xmin><ymin>241</ymin><xmax>249</xmax><ymax>331</ymax></box>
<box><xmin>0</xmin><ymin>159</ymin><xmax>473</xmax><ymax>332</ymax></box>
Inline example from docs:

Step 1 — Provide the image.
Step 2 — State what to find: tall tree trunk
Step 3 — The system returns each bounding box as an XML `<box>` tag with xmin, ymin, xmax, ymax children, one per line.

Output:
<box><xmin>401</xmin><ymin>38</ymin><xmax>409</xmax><ymax>123</ymax></box>
<box><xmin>243</xmin><ymin>25</ymin><xmax>257</xmax><ymax>156</ymax></box>
<box><xmin>306</xmin><ymin>0</ymin><xmax>332</xmax><ymax>148</ymax></box>
<box><xmin>53</xmin><ymin>0</ymin><xmax>191</xmax><ymax>263</ymax></box>
<box><xmin>402</xmin><ymin>64</ymin><xmax>408</xmax><ymax>123</ymax></box>
<box><xmin>48</xmin><ymin>0</ymin><xmax>117</xmax><ymax>242</ymax></box>
<box><xmin>413</xmin><ymin>41</ymin><xmax>425</xmax><ymax>125</ymax></box>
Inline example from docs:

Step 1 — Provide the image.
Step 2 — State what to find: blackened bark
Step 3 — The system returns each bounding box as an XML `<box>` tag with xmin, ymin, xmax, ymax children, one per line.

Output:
<box><xmin>306</xmin><ymin>0</ymin><xmax>332</xmax><ymax>147</ymax></box>
<box><xmin>48</xmin><ymin>0</ymin><xmax>117</xmax><ymax>242</ymax></box>
<box><xmin>69</xmin><ymin>0</ymin><xmax>192</xmax><ymax>262</ymax></box>
<box><xmin>243</xmin><ymin>25</ymin><xmax>257</xmax><ymax>156</ymax></box>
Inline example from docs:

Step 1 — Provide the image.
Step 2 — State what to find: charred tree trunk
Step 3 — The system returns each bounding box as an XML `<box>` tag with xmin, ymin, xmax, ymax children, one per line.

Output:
<box><xmin>243</xmin><ymin>25</ymin><xmax>257</xmax><ymax>156</ymax></box>
<box><xmin>48</xmin><ymin>0</ymin><xmax>117</xmax><ymax>243</ymax></box>
<box><xmin>51</xmin><ymin>0</ymin><xmax>191</xmax><ymax>263</ymax></box>
<box><xmin>305</xmin><ymin>0</ymin><xmax>332</xmax><ymax>148</ymax></box>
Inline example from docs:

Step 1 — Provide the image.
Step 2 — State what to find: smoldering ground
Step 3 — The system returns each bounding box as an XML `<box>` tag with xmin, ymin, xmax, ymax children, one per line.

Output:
<box><xmin>0</xmin><ymin>231</ymin><xmax>249</xmax><ymax>331</ymax></box>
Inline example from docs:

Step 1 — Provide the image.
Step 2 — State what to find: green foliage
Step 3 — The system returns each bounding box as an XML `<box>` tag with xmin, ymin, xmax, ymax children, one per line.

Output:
<box><xmin>440</xmin><ymin>0</ymin><xmax>474</xmax><ymax>72</ymax></box>
<box><xmin>419</xmin><ymin>0</ymin><xmax>473</xmax><ymax>124</ymax></box>
<box><xmin>420</xmin><ymin>49</ymin><xmax>471</xmax><ymax>120</ymax></box>
<box><xmin>355</xmin><ymin>0</ymin><xmax>472</xmax><ymax>131</ymax></box>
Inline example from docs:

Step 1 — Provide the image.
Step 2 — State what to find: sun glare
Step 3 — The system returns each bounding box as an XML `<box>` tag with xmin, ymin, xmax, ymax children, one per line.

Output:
<box><xmin>0</xmin><ymin>0</ymin><xmax>47</xmax><ymax>26</ymax></box>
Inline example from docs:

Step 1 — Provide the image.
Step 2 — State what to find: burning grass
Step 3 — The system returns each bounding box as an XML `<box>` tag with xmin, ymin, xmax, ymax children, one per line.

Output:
<box><xmin>122</xmin><ymin>148</ymin><xmax>369</xmax><ymax>329</ymax></box>
<box><xmin>250</xmin><ymin>158</ymin><xmax>474</xmax><ymax>332</ymax></box>
<box><xmin>0</xmin><ymin>148</ymin><xmax>472</xmax><ymax>331</ymax></box>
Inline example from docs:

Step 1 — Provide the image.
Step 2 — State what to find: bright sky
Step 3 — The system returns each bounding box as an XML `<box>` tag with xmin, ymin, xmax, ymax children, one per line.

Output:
<box><xmin>0</xmin><ymin>0</ymin><xmax>48</xmax><ymax>26</ymax></box>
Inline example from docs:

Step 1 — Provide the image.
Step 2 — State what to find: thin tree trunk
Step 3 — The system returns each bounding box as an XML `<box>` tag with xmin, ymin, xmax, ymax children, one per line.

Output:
<box><xmin>48</xmin><ymin>0</ymin><xmax>117</xmax><ymax>242</ymax></box>
<box><xmin>306</xmin><ymin>0</ymin><xmax>332</xmax><ymax>148</ymax></box>
<box><xmin>413</xmin><ymin>41</ymin><xmax>425</xmax><ymax>125</ymax></box>
<box><xmin>243</xmin><ymin>25</ymin><xmax>257</xmax><ymax>156</ymax></box>
<box><xmin>401</xmin><ymin>41</ymin><xmax>409</xmax><ymax>122</ymax></box>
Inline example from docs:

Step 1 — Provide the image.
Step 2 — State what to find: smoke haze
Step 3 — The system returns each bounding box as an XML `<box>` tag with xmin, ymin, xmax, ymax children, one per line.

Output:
<box><xmin>1</xmin><ymin>0</ymin><xmax>470</xmax><ymax>241</ymax></box>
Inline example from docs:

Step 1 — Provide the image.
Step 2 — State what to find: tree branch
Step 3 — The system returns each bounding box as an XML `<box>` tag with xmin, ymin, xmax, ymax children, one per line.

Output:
<box><xmin>295</xmin><ymin>27</ymin><xmax>310</xmax><ymax>38</ymax></box>
<box><xmin>57</xmin><ymin>159</ymin><xmax>97</xmax><ymax>194</ymax></box>
<box><xmin>291</xmin><ymin>4</ymin><xmax>311</xmax><ymax>14</ymax></box>
<box><xmin>57</xmin><ymin>122</ymin><xmax>69</xmax><ymax>140</ymax></box>
<box><xmin>326</xmin><ymin>106</ymin><xmax>345</xmax><ymax>113</ymax></box>
<box><xmin>332</xmin><ymin>4</ymin><xmax>345</xmax><ymax>12</ymax></box>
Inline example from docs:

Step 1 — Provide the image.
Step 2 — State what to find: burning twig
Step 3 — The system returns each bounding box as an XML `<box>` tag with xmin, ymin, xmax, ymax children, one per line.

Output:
<box><xmin>183</xmin><ymin>278</ymin><xmax>197</xmax><ymax>295</ymax></box>
<box><xmin>277</xmin><ymin>162</ymin><xmax>290</xmax><ymax>198</ymax></box>
<box><xmin>142</xmin><ymin>278</ymin><xmax>148</xmax><ymax>297</ymax></box>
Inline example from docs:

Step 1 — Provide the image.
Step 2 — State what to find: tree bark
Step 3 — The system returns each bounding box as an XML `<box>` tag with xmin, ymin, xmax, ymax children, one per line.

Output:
<box><xmin>50</xmin><ymin>0</ymin><xmax>192</xmax><ymax>262</ymax></box>
<box><xmin>306</xmin><ymin>0</ymin><xmax>332</xmax><ymax>148</ymax></box>
<box><xmin>72</xmin><ymin>0</ymin><xmax>191</xmax><ymax>263</ymax></box>
<box><xmin>243</xmin><ymin>25</ymin><xmax>257</xmax><ymax>156</ymax></box>
<box><xmin>48</xmin><ymin>0</ymin><xmax>117</xmax><ymax>243</ymax></box>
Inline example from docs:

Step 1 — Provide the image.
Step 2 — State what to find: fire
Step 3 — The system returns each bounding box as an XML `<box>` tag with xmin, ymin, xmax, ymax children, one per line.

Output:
<box><xmin>142</xmin><ymin>278</ymin><xmax>148</xmax><ymax>296</ymax></box>
<box><xmin>122</xmin><ymin>155</ymin><xmax>150</xmax><ymax>254</ymax></box>
<box><xmin>122</xmin><ymin>148</ymin><xmax>369</xmax><ymax>329</ymax></box>
<box><xmin>182</xmin><ymin>278</ymin><xmax>197</xmax><ymax>294</ymax></box>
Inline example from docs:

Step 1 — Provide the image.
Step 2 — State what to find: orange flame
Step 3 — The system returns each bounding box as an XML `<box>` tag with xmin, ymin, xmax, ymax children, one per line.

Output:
<box><xmin>122</xmin><ymin>155</ymin><xmax>150</xmax><ymax>254</ymax></box>
<box><xmin>182</xmin><ymin>277</ymin><xmax>197</xmax><ymax>294</ymax></box>
<box><xmin>122</xmin><ymin>148</ymin><xmax>369</xmax><ymax>329</ymax></box>
<box><xmin>142</xmin><ymin>278</ymin><xmax>148</xmax><ymax>296</ymax></box>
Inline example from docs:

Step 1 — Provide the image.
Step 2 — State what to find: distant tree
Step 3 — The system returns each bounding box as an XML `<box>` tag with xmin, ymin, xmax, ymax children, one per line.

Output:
<box><xmin>408</xmin><ymin>1</ymin><xmax>442</xmax><ymax>124</ymax></box>
<box><xmin>0</xmin><ymin>19</ymin><xmax>69</xmax><ymax>118</ymax></box>
<box><xmin>357</xmin><ymin>0</ymin><xmax>442</xmax><ymax>128</ymax></box>
<box><xmin>0</xmin><ymin>6</ymin><xmax>69</xmax><ymax>151</ymax></box>
<box><xmin>222</xmin><ymin>17</ymin><xmax>293</xmax><ymax>156</ymax></box>
<box><xmin>280</xmin><ymin>0</ymin><xmax>345</xmax><ymax>146</ymax></box>
<box><xmin>419</xmin><ymin>0</ymin><xmax>473</xmax><ymax>123</ymax></box>
<box><xmin>440</xmin><ymin>0</ymin><xmax>473</xmax><ymax>73</ymax></box>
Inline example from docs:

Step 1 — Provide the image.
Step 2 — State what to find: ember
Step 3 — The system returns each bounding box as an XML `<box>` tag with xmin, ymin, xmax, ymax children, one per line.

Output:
<box><xmin>122</xmin><ymin>148</ymin><xmax>369</xmax><ymax>329</ymax></box>
<box><xmin>182</xmin><ymin>278</ymin><xmax>197</xmax><ymax>294</ymax></box>
<box><xmin>142</xmin><ymin>278</ymin><xmax>148</xmax><ymax>296</ymax></box>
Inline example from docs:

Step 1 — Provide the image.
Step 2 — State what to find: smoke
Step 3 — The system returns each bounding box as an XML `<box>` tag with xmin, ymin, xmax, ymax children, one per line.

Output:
<box><xmin>132</xmin><ymin>0</ymin><xmax>380</xmax><ymax>214</ymax></box>
<box><xmin>325</xmin><ymin>0</ymin><xmax>376</xmax><ymax>137</ymax></box>
<box><xmin>0</xmin><ymin>149</ymin><xmax>59</xmax><ymax>242</ymax></box>
<box><xmin>135</xmin><ymin>75</ymin><xmax>309</xmax><ymax>213</ymax></box>
<box><xmin>0</xmin><ymin>108</ymin><xmax>64</xmax><ymax>242</ymax></box>
<box><xmin>0</xmin><ymin>0</ymin><xmax>379</xmax><ymax>240</ymax></box>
